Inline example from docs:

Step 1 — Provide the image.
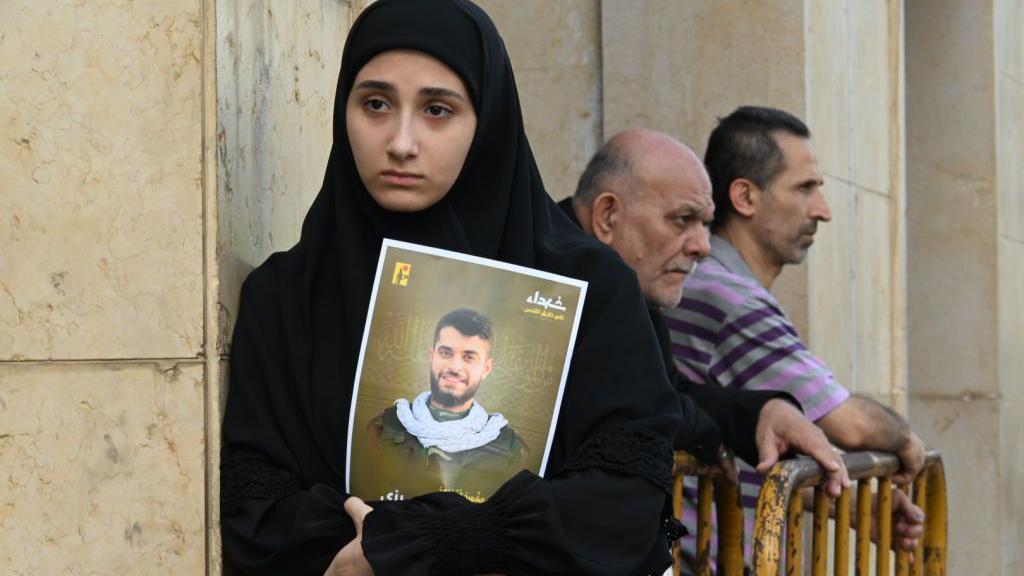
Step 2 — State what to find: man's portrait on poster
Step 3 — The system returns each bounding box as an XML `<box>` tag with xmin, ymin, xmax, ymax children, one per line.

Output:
<box><xmin>368</xmin><ymin>308</ymin><xmax>527</xmax><ymax>491</ymax></box>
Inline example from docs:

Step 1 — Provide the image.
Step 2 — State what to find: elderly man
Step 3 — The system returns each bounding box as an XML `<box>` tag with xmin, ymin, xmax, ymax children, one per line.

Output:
<box><xmin>564</xmin><ymin>127</ymin><xmax>923</xmax><ymax>571</ymax></box>
<box><xmin>559</xmin><ymin>129</ymin><xmax>847</xmax><ymax>485</ymax></box>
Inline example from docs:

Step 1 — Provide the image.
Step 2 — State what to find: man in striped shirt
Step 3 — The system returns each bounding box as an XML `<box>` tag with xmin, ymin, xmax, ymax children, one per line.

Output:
<box><xmin>664</xmin><ymin>106</ymin><xmax>926</xmax><ymax>564</ymax></box>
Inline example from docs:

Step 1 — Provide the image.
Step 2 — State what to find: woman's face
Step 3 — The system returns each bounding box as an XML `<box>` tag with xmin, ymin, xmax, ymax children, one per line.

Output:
<box><xmin>347</xmin><ymin>50</ymin><xmax>477</xmax><ymax>212</ymax></box>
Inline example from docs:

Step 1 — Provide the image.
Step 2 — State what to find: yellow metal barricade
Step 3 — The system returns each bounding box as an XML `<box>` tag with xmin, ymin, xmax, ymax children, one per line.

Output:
<box><xmin>671</xmin><ymin>450</ymin><xmax>947</xmax><ymax>575</ymax></box>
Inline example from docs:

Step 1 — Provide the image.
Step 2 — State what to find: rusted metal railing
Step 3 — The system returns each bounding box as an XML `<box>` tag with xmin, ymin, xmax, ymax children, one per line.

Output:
<box><xmin>671</xmin><ymin>450</ymin><xmax>947</xmax><ymax>575</ymax></box>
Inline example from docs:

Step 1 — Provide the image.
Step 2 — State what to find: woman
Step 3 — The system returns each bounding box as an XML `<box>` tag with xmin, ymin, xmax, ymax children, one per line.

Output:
<box><xmin>220</xmin><ymin>1</ymin><xmax>681</xmax><ymax>574</ymax></box>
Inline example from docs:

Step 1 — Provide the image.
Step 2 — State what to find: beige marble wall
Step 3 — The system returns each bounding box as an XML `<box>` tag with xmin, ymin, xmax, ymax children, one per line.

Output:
<box><xmin>601</xmin><ymin>0</ymin><xmax>905</xmax><ymax>403</ymax></box>
<box><xmin>213</xmin><ymin>1</ymin><xmax>354</xmax><ymax>573</ymax></box>
<box><xmin>477</xmin><ymin>0</ymin><xmax>602</xmax><ymax>200</ymax></box>
<box><xmin>996</xmin><ymin>0</ymin><xmax>1024</xmax><ymax>570</ymax></box>
<box><xmin>0</xmin><ymin>0</ymin><xmax>210</xmax><ymax>573</ymax></box>
<box><xmin>601</xmin><ymin>0</ymin><xmax>814</xmax><ymax>337</ymax></box>
<box><xmin>216</xmin><ymin>0</ymin><xmax>350</xmax><ymax>353</ymax></box>
<box><xmin>907</xmin><ymin>0</ymin><xmax>1024</xmax><ymax>572</ymax></box>
<box><xmin>805</xmin><ymin>0</ymin><xmax>905</xmax><ymax>405</ymax></box>
<box><xmin>0</xmin><ymin>0</ymin><xmax>204</xmax><ymax>360</ymax></box>
<box><xmin>0</xmin><ymin>362</ymin><xmax>206</xmax><ymax>574</ymax></box>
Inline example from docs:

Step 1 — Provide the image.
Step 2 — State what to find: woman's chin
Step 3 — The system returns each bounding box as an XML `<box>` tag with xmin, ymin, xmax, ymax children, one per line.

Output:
<box><xmin>368</xmin><ymin>187</ymin><xmax>446</xmax><ymax>213</ymax></box>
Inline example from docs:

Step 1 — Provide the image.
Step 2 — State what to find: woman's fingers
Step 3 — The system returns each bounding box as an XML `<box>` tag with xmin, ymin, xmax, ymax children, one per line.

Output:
<box><xmin>344</xmin><ymin>497</ymin><xmax>374</xmax><ymax>536</ymax></box>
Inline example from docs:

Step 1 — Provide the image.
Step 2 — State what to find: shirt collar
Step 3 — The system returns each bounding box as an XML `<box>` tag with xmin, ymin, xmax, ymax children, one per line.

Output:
<box><xmin>707</xmin><ymin>234</ymin><xmax>758</xmax><ymax>282</ymax></box>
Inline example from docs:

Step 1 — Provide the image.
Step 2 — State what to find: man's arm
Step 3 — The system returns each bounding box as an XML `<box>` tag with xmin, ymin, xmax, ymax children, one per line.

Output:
<box><xmin>816</xmin><ymin>395</ymin><xmax>926</xmax><ymax>484</ymax></box>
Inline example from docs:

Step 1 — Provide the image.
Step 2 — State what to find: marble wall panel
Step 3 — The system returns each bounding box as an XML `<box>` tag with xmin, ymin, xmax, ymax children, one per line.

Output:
<box><xmin>478</xmin><ymin>0</ymin><xmax>602</xmax><ymax>200</ymax></box>
<box><xmin>805</xmin><ymin>0</ymin><xmax>851</xmax><ymax>181</ymax></box>
<box><xmin>998</xmin><ymin>237</ymin><xmax>1024</xmax><ymax>570</ymax></box>
<box><xmin>854</xmin><ymin>191</ymin><xmax>892</xmax><ymax>397</ymax></box>
<box><xmin>907</xmin><ymin>0</ymin><xmax>999</xmax><ymax>397</ymax></box>
<box><xmin>847</xmin><ymin>0</ymin><xmax>892</xmax><ymax>195</ymax></box>
<box><xmin>0</xmin><ymin>361</ymin><xmax>205</xmax><ymax>574</ymax></box>
<box><xmin>206</xmin><ymin>359</ymin><xmax>230</xmax><ymax>576</ymax></box>
<box><xmin>601</xmin><ymin>0</ymin><xmax>806</xmax><ymax>156</ymax></box>
<box><xmin>807</xmin><ymin>180</ymin><xmax>854</xmax><ymax>389</ymax></box>
<box><xmin>998</xmin><ymin>0</ymin><xmax>1024</xmax><ymax>84</ymax></box>
<box><xmin>906</xmin><ymin>229</ymin><xmax>997</xmax><ymax>396</ymax></box>
<box><xmin>0</xmin><ymin>0</ymin><xmax>204</xmax><ymax>361</ymax></box>
<box><xmin>216</xmin><ymin>0</ymin><xmax>350</xmax><ymax>354</ymax></box>
<box><xmin>907</xmin><ymin>0</ymin><xmax>997</xmax><ymax>236</ymax></box>
<box><xmin>514</xmin><ymin>66</ymin><xmax>602</xmax><ymax>200</ymax></box>
<box><xmin>998</xmin><ymin>77</ymin><xmax>1024</xmax><ymax>243</ymax></box>
<box><xmin>477</xmin><ymin>0</ymin><xmax>599</xmax><ymax>70</ymax></box>
<box><xmin>909</xmin><ymin>396</ymin><xmax>1001</xmax><ymax>576</ymax></box>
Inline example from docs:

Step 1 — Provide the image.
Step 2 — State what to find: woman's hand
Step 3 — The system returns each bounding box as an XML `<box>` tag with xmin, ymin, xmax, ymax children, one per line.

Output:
<box><xmin>324</xmin><ymin>497</ymin><xmax>375</xmax><ymax>576</ymax></box>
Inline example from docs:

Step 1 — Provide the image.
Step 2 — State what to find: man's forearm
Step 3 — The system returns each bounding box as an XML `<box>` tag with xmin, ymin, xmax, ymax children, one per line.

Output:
<box><xmin>817</xmin><ymin>395</ymin><xmax>911</xmax><ymax>452</ymax></box>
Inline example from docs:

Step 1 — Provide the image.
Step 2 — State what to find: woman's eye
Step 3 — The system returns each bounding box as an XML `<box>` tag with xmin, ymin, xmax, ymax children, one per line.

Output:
<box><xmin>364</xmin><ymin>98</ymin><xmax>389</xmax><ymax>112</ymax></box>
<box><xmin>425</xmin><ymin>104</ymin><xmax>452</xmax><ymax>118</ymax></box>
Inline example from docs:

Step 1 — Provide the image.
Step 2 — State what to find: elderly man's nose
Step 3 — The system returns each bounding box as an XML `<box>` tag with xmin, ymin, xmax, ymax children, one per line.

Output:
<box><xmin>685</xmin><ymin>229</ymin><xmax>712</xmax><ymax>259</ymax></box>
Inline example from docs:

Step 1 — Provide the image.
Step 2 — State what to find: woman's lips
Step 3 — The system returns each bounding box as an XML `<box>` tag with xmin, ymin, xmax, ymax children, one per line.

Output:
<box><xmin>381</xmin><ymin>170</ymin><xmax>424</xmax><ymax>186</ymax></box>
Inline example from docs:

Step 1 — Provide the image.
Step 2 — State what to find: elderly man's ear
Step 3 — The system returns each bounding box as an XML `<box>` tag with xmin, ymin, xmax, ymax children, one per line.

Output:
<box><xmin>590</xmin><ymin>191</ymin><xmax>622</xmax><ymax>244</ymax></box>
<box><xmin>728</xmin><ymin>178</ymin><xmax>760</xmax><ymax>218</ymax></box>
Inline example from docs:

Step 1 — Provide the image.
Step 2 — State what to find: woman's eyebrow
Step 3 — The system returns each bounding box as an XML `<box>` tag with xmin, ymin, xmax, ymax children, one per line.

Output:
<box><xmin>353</xmin><ymin>79</ymin><xmax>394</xmax><ymax>92</ymax></box>
<box><xmin>420</xmin><ymin>86</ymin><xmax>465</xmax><ymax>101</ymax></box>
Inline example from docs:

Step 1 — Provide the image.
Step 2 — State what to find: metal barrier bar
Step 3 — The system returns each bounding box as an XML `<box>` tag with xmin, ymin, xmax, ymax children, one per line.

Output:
<box><xmin>912</xmin><ymin>475</ymin><xmax>927</xmax><ymax>576</ymax></box>
<box><xmin>713</xmin><ymin>476</ymin><xmax>746</xmax><ymax>576</ymax></box>
<box><xmin>876</xmin><ymin>477</ymin><xmax>893</xmax><ymax>574</ymax></box>
<box><xmin>895</xmin><ymin>482</ymin><xmax>911</xmax><ymax>576</ymax></box>
<box><xmin>856</xmin><ymin>480</ymin><xmax>872</xmax><ymax>575</ymax></box>
<box><xmin>672</xmin><ymin>471</ymin><xmax>684</xmax><ymax>575</ymax></box>
<box><xmin>923</xmin><ymin>460</ymin><xmax>947</xmax><ymax>575</ymax></box>
<box><xmin>835</xmin><ymin>487</ymin><xmax>851</xmax><ymax>576</ymax></box>
<box><xmin>812</xmin><ymin>487</ymin><xmax>829</xmax><ymax>575</ymax></box>
<box><xmin>697</xmin><ymin>476</ymin><xmax>714</xmax><ymax>575</ymax></box>
<box><xmin>786</xmin><ymin>492</ymin><xmax>803</xmax><ymax>574</ymax></box>
<box><xmin>672</xmin><ymin>450</ymin><xmax>946</xmax><ymax>575</ymax></box>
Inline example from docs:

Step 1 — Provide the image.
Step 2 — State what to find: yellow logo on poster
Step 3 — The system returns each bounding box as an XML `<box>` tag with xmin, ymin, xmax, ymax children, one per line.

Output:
<box><xmin>392</xmin><ymin>262</ymin><xmax>411</xmax><ymax>286</ymax></box>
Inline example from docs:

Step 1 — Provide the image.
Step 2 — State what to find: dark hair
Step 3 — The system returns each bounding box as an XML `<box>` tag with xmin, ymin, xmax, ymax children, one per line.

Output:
<box><xmin>705</xmin><ymin>106</ymin><xmax>811</xmax><ymax>230</ymax></box>
<box><xmin>573</xmin><ymin>141</ymin><xmax>633</xmax><ymax>205</ymax></box>
<box><xmin>433</xmin><ymin>308</ymin><xmax>493</xmax><ymax>346</ymax></box>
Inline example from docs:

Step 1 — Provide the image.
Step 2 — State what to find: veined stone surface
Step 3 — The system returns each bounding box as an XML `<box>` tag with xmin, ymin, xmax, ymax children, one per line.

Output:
<box><xmin>478</xmin><ymin>0</ymin><xmax>602</xmax><ymax>201</ymax></box>
<box><xmin>0</xmin><ymin>0</ymin><xmax>204</xmax><ymax>361</ymax></box>
<box><xmin>0</xmin><ymin>362</ymin><xmax>205</xmax><ymax>574</ymax></box>
<box><xmin>215</xmin><ymin>0</ymin><xmax>349</xmax><ymax>355</ymax></box>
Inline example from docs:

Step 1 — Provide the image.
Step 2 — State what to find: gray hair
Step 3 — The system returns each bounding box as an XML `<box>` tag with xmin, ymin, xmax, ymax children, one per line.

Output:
<box><xmin>572</xmin><ymin>142</ymin><xmax>633</xmax><ymax>205</ymax></box>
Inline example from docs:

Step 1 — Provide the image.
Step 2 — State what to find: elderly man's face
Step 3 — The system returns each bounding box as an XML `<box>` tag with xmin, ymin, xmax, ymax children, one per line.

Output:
<box><xmin>611</xmin><ymin>157</ymin><xmax>714</xmax><ymax>308</ymax></box>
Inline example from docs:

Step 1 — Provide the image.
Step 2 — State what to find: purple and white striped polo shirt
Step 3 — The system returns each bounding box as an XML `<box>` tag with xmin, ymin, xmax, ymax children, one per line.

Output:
<box><xmin>664</xmin><ymin>234</ymin><xmax>849</xmax><ymax>570</ymax></box>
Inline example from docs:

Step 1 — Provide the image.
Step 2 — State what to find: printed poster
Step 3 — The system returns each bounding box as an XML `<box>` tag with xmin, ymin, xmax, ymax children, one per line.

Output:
<box><xmin>346</xmin><ymin>239</ymin><xmax>587</xmax><ymax>504</ymax></box>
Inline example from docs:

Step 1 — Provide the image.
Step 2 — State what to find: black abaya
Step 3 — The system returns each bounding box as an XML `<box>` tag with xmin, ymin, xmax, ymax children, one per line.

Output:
<box><xmin>220</xmin><ymin>1</ymin><xmax>681</xmax><ymax>574</ymax></box>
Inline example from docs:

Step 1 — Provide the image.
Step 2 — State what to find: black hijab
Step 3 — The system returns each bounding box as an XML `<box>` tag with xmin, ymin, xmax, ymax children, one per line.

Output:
<box><xmin>221</xmin><ymin>1</ymin><xmax>681</xmax><ymax>574</ymax></box>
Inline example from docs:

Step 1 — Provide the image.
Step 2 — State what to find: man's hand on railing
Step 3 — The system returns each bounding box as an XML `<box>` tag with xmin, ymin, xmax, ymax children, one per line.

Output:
<box><xmin>890</xmin><ymin>486</ymin><xmax>925</xmax><ymax>554</ymax></box>
<box><xmin>893</xmin><ymin>431</ymin><xmax>927</xmax><ymax>484</ymax></box>
<box><xmin>800</xmin><ymin>479</ymin><xmax>925</xmax><ymax>555</ymax></box>
<box><xmin>754</xmin><ymin>399</ymin><xmax>851</xmax><ymax>497</ymax></box>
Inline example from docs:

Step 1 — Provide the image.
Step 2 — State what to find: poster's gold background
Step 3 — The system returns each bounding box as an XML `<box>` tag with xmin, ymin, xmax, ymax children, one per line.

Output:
<box><xmin>349</xmin><ymin>246</ymin><xmax>583</xmax><ymax>501</ymax></box>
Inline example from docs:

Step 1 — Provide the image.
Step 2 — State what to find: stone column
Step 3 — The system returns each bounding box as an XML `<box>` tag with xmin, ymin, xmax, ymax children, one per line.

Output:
<box><xmin>213</xmin><ymin>1</ymin><xmax>354</xmax><ymax>573</ymax></box>
<box><xmin>907</xmin><ymin>0</ymin><xmax>1024</xmax><ymax>572</ymax></box>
